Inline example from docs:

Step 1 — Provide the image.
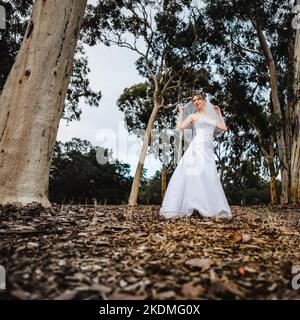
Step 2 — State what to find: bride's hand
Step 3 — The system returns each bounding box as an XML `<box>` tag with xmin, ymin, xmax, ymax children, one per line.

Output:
<box><xmin>178</xmin><ymin>105</ymin><xmax>185</xmax><ymax>113</ymax></box>
<box><xmin>213</xmin><ymin>105</ymin><xmax>222</xmax><ymax>116</ymax></box>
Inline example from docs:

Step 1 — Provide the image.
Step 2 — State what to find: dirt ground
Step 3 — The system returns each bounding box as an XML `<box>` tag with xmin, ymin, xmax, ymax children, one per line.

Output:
<box><xmin>0</xmin><ymin>204</ymin><xmax>300</xmax><ymax>300</ymax></box>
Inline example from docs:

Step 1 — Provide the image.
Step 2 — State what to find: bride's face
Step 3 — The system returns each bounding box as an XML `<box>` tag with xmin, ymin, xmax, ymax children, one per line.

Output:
<box><xmin>192</xmin><ymin>95</ymin><xmax>205</xmax><ymax>111</ymax></box>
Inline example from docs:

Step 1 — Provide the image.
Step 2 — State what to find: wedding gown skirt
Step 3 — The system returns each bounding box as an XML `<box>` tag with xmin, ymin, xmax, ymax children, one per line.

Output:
<box><xmin>160</xmin><ymin>116</ymin><xmax>232</xmax><ymax>219</ymax></box>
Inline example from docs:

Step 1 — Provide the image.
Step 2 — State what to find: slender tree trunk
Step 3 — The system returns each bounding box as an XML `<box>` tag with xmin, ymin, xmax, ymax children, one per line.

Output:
<box><xmin>251</xmin><ymin>121</ymin><xmax>279</xmax><ymax>204</ymax></box>
<box><xmin>252</xmin><ymin>15</ymin><xmax>290</xmax><ymax>204</ymax></box>
<box><xmin>285</xmin><ymin>8</ymin><xmax>295</xmax><ymax>180</ymax></box>
<box><xmin>128</xmin><ymin>96</ymin><xmax>162</xmax><ymax>205</ymax></box>
<box><xmin>263</xmin><ymin>152</ymin><xmax>278</xmax><ymax>205</ymax></box>
<box><xmin>268</xmin><ymin>135</ymin><xmax>278</xmax><ymax>205</ymax></box>
<box><xmin>161</xmin><ymin>163</ymin><xmax>167</xmax><ymax>200</ymax></box>
<box><xmin>291</xmin><ymin>4</ymin><xmax>300</xmax><ymax>204</ymax></box>
<box><xmin>0</xmin><ymin>0</ymin><xmax>87</xmax><ymax>207</ymax></box>
<box><xmin>270</xmin><ymin>174</ymin><xmax>277</xmax><ymax>205</ymax></box>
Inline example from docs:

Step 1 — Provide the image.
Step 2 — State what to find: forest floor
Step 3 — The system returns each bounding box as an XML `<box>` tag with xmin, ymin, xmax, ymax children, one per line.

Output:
<box><xmin>0</xmin><ymin>204</ymin><xmax>300</xmax><ymax>300</ymax></box>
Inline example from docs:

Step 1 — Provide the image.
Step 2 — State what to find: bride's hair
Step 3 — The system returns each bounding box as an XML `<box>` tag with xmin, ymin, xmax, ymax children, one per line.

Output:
<box><xmin>192</xmin><ymin>91</ymin><xmax>206</xmax><ymax>101</ymax></box>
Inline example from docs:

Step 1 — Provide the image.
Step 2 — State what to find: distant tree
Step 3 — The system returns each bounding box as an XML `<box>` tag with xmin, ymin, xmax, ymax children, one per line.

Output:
<box><xmin>49</xmin><ymin>138</ymin><xmax>132</xmax><ymax>204</ymax></box>
<box><xmin>215</xmin><ymin>128</ymin><xmax>263</xmax><ymax>181</ymax></box>
<box><xmin>202</xmin><ymin>0</ymin><xmax>296</xmax><ymax>204</ymax></box>
<box><xmin>139</xmin><ymin>170</ymin><xmax>161</xmax><ymax>205</ymax></box>
<box><xmin>117</xmin><ymin>82</ymin><xmax>183</xmax><ymax>201</ymax></box>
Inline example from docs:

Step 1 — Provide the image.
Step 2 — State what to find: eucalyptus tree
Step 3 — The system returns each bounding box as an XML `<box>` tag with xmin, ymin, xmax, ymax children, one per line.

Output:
<box><xmin>0</xmin><ymin>0</ymin><xmax>88</xmax><ymax>206</ymax></box>
<box><xmin>203</xmin><ymin>0</ymin><xmax>296</xmax><ymax>203</ymax></box>
<box><xmin>117</xmin><ymin>82</ymin><xmax>184</xmax><ymax>201</ymax></box>
<box><xmin>291</xmin><ymin>0</ymin><xmax>300</xmax><ymax>203</ymax></box>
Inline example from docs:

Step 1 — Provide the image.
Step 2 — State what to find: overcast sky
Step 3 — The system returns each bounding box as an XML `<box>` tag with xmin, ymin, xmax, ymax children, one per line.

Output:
<box><xmin>57</xmin><ymin>43</ymin><xmax>162</xmax><ymax>178</ymax></box>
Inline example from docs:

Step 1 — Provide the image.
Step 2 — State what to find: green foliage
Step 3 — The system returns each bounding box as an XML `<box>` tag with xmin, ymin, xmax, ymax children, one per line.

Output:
<box><xmin>206</xmin><ymin>0</ymin><xmax>294</xmax><ymax>114</ymax></box>
<box><xmin>83</xmin><ymin>0</ymin><xmax>213</xmax><ymax>95</ymax></box>
<box><xmin>200</xmin><ymin>0</ymin><xmax>296</xmax><ymax>189</ymax></box>
<box><xmin>226</xmin><ymin>182</ymin><xmax>281</xmax><ymax>205</ymax></box>
<box><xmin>0</xmin><ymin>0</ymin><xmax>31</xmax><ymax>90</ymax></box>
<box><xmin>49</xmin><ymin>138</ymin><xmax>132</xmax><ymax>204</ymax></box>
<box><xmin>139</xmin><ymin>171</ymin><xmax>162</xmax><ymax>205</ymax></box>
<box><xmin>117</xmin><ymin>82</ymin><xmax>153</xmax><ymax>132</ymax></box>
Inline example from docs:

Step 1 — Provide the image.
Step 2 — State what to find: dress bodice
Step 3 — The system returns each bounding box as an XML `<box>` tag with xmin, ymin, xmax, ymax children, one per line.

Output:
<box><xmin>192</xmin><ymin>115</ymin><xmax>216</xmax><ymax>145</ymax></box>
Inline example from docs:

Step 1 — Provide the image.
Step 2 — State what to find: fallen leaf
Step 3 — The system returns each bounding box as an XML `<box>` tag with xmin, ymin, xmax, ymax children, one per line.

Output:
<box><xmin>156</xmin><ymin>290</ymin><xmax>176</xmax><ymax>299</ymax></box>
<box><xmin>238</xmin><ymin>266</ymin><xmax>246</xmax><ymax>275</ymax></box>
<box><xmin>11</xmin><ymin>288</ymin><xmax>31</xmax><ymax>300</ymax></box>
<box><xmin>181</xmin><ymin>283</ymin><xmax>204</xmax><ymax>298</ymax></box>
<box><xmin>185</xmin><ymin>258</ymin><xmax>212</xmax><ymax>271</ymax></box>
<box><xmin>209</xmin><ymin>280</ymin><xmax>246</xmax><ymax>298</ymax></box>
<box><xmin>268</xmin><ymin>283</ymin><xmax>278</xmax><ymax>292</ymax></box>
<box><xmin>244</xmin><ymin>266</ymin><xmax>257</xmax><ymax>273</ymax></box>
<box><xmin>151</xmin><ymin>234</ymin><xmax>167</xmax><ymax>242</ymax></box>
<box><xmin>233</xmin><ymin>232</ymin><xmax>243</xmax><ymax>242</ymax></box>
<box><xmin>242</xmin><ymin>234</ymin><xmax>252</xmax><ymax>243</ymax></box>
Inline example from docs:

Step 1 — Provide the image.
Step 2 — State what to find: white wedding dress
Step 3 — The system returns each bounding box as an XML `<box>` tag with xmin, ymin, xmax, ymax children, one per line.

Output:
<box><xmin>160</xmin><ymin>114</ymin><xmax>232</xmax><ymax>219</ymax></box>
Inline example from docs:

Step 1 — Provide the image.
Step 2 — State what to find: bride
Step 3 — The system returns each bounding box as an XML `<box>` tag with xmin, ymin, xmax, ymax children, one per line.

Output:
<box><xmin>159</xmin><ymin>92</ymin><xmax>232</xmax><ymax>219</ymax></box>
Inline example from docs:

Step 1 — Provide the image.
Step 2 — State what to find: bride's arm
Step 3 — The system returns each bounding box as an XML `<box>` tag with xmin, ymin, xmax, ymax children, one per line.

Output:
<box><xmin>213</xmin><ymin>106</ymin><xmax>227</xmax><ymax>132</ymax></box>
<box><xmin>175</xmin><ymin>108</ymin><xmax>193</xmax><ymax>133</ymax></box>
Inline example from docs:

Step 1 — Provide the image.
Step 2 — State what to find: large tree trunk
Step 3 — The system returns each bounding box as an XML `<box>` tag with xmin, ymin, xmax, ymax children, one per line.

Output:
<box><xmin>0</xmin><ymin>0</ymin><xmax>87</xmax><ymax>207</ymax></box>
<box><xmin>251</xmin><ymin>14</ymin><xmax>290</xmax><ymax>204</ymax></box>
<box><xmin>291</xmin><ymin>3</ymin><xmax>300</xmax><ymax>204</ymax></box>
<box><xmin>128</xmin><ymin>97</ymin><xmax>161</xmax><ymax>205</ymax></box>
